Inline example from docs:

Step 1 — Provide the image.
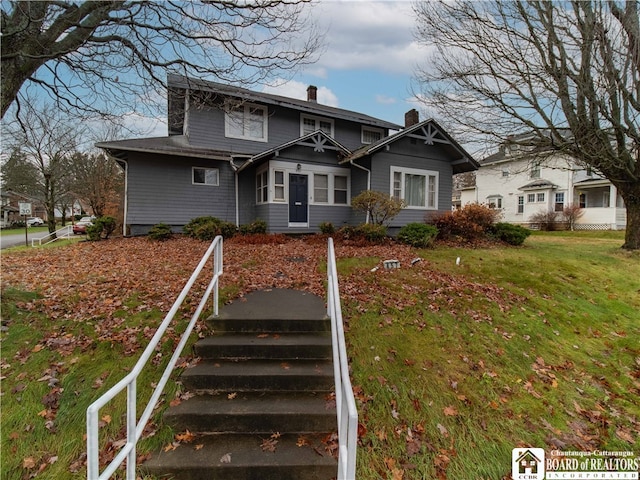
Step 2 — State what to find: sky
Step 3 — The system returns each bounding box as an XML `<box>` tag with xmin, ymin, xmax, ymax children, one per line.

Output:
<box><xmin>138</xmin><ymin>0</ymin><xmax>430</xmax><ymax>138</ymax></box>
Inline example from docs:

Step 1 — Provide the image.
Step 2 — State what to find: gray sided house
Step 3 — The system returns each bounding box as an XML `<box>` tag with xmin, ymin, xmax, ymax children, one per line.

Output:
<box><xmin>97</xmin><ymin>74</ymin><xmax>478</xmax><ymax>236</ymax></box>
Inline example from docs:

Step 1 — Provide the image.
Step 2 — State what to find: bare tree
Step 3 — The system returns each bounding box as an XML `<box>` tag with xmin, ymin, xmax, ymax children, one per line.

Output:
<box><xmin>3</xmin><ymin>103</ymin><xmax>82</xmax><ymax>234</ymax></box>
<box><xmin>413</xmin><ymin>0</ymin><xmax>640</xmax><ymax>249</ymax></box>
<box><xmin>1</xmin><ymin>0</ymin><xmax>321</xmax><ymax>119</ymax></box>
<box><xmin>71</xmin><ymin>152</ymin><xmax>124</xmax><ymax>218</ymax></box>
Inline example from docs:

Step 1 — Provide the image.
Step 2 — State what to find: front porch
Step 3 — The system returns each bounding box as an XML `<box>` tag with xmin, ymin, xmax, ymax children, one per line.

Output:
<box><xmin>574</xmin><ymin>181</ymin><xmax>626</xmax><ymax>230</ymax></box>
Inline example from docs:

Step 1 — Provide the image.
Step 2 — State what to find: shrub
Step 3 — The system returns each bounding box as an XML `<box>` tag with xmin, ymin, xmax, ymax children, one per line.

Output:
<box><xmin>87</xmin><ymin>216</ymin><xmax>117</xmax><ymax>241</ymax></box>
<box><xmin>183</xmin><ymin>216</ymin><xmax>237</xmax><ymax>240</ymax></box>
<box><xmin>397</xmin><ymin>223</ymin><xmax>439</xmax><ymax>248</ymax></box>
<box><xmin>148</xmin><ymin>223</ymin><xmax>173</xmax><ymax>241</ymax></box>
<box><xmin>529</xmin><ymin>210</ymin><xmax>558</xmax><ymax>231</ymax></box>
<box><xmin>318</xmin><ymin>221</ymin><xmax>335</xmax><ymax>235</ymax></box>
<box><xmin>562</xmin><ymin>204</ymin><xmax>585</xmax><ymax>231</ymax></box>
<box><xmin>490</xmin><ymin>223</ymin><xmax>531</xmax><ymax>246</ymax></box>
<box><xmin>239</xmin><ymin>219</ymin><xmax>267</xmax><ymax>235</ymax></box>
<box><xmin>351</xmin><ymin>190</ymin><xmax>405</xmax><ymax>225</ymax></box>
<box><xmin>355</xmin><ymin>223</ymin><xmax>388</xmax><ymax>243</ymax></box>
<box><xmin>429</xmin><ymin>203</ymin><xmax>500</xmax><ymax>240</ymax></box>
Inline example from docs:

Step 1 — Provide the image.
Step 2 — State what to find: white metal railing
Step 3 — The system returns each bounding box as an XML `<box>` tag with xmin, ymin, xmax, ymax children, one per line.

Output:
<box><xmin>86</xmin><ymin>235</ymin><xmax>223</xmax><ymax>480</ymax></box>
<box><xmin>31</xmin><ymin>225</ymin><xmax>74</xmax><ymax>246</ymax></box>
<box><xmin>327</xmin><ymin>237</ymin><xmax>358</xmax><ymax>480</ymax></box>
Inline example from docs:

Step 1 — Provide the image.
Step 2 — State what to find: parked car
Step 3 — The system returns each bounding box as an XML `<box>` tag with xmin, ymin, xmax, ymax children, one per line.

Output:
<box><xmin>73</xmin><ymin>216</ymin><xmax>94</xmax><ymax>235</ymax></box>
<box><xmin>26</xmin><ymin>217</ymin><xmax>44</xmax><ymax>226</ymax></box>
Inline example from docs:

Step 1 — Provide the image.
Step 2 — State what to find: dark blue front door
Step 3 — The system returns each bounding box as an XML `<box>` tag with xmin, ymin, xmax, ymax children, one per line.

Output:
<box><xmin>289</xmin><ymin>174</ymin><xmax>308</xmax><ymax>224</ymax></box>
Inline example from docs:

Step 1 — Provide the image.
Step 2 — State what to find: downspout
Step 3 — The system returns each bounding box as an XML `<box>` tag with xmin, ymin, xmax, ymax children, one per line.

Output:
<box><xmin>115</xmin><ymin>158</ymin><xmax>129</xmax><ymax>237</ymax></box>
<box><xmin>230</xmin><ymin>158</ymin><xmax>240</xmax><ymax>227</ymax></box>
<box><xmin>349</xmin><ymin>158</ymin><xmax>371</xmax><ymax>224</ymax></box>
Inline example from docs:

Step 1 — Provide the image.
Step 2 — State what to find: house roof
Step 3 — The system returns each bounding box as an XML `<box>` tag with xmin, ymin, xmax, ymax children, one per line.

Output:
<box><xmin>168</xmin><ymin>74</ymin><xmax>402</xmax><ymax>131</ymax></box>
<box><xmin>95</xmin><ymin>135</ymin><xmax>232</xmax><ymax>162</ymax></box>
<box><xmin>238</xmin><ymin>130</ymin><xmax>351</xmax><ymax>172</ymax></box>
<box><xmin>518</xmin><ymin>179</ymin><xmax>559</xmax><ymax>190</ymax></box>
<box><xmin>343</xmin><ymin>119</ymin><xmax>479</xmax><ymax>174</ymax></box>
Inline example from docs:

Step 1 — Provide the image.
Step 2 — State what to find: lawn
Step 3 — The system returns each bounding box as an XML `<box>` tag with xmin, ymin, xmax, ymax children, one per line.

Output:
<box><xmin>1</xmin><ymin>232</ymin><xmax>638</xmax><ymax>479</ymax></box>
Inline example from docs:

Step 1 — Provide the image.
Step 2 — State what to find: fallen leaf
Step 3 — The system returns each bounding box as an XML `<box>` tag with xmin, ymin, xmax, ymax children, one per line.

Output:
<box><xmin>23</xmin><ymin>457</ymin><xmax>36</xmax><ymax>469</ymax></box>
<box><xmin>615</xmin><ymin>428</ymin><xmax>634</xmax><ymax>443</ymax></box>
<box><xmin>392</xmin><ymin>467</ymin><xmax>405</xmax><ymax>480</ymax></box>
<box><xmin>443</xmin><ymin>406</ymin><xmax>458</xmax><ymax>416</ymax></box>
<box><xmin>194</xmin><ymin>444</ymin><xmax>204</xmax><ymax>451</ymax></box>
<box><xmin>261</xmin><ymin>437</ymin><xmax>278</xmax><ymax>452</ymax></box>
<box><xmin>437</xmin><ymin>423</ymin><xmax>449</xmax><ymax>437</ymax></box>
<box><xmin>101</xmin><ymin>414</ymin><xmax>112</xmax><ymax>424</ymax></box>
<box><xmin>219</xmin><ymin>453</ymin><xmax>232</xmax><ymax>463</ymax></box>
<box><xmin>296</xmin><ymin>436</ymin><xmax>309</xmax><ymax>447</ymax></box>
<box><xmin>227</xmin><ymin>392</ymin><xmax>237</xmax><ymax>400</ymax></box>
<box><xmin>175</xmin><ymin>430</ymin><xmax>196</xmax><ymax>443</ymax></box>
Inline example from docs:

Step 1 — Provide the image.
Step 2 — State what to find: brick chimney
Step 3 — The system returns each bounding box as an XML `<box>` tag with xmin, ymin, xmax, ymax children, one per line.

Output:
<box><xmin>405</xmin><ymin>109</ymin><xmax>419</xmax><ymax>127</ymax></box>
<box><xmin>307</xmin><ymin>85</ymin><xmax>317</xmax><ymax>103</ymax></box>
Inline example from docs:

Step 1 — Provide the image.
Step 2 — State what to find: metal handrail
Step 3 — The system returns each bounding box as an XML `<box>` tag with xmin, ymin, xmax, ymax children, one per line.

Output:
<box><xmin>327</xmin><ymin>237</ymin><xmax>358</xmax><ymax>479</ymax></box>
<box><xmin>31</xmin><ymin>225</ymin><xmax>74</xmax><ymax>246</ymax></box>
<box><xmin>86</xmin><ymin>235</ymin><xmax>223</xmax><ymax>480</ymax></box>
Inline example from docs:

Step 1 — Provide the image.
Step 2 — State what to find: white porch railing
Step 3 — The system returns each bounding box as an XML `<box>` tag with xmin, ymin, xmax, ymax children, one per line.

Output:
<box><xmin>31</xmin><ymin>225</ymin><xmax>74</xmax><ymax>246</ymax></box>
<box><xmin>327</xmin><ymin>237</ymin><xmax>358</xmax><ymax>480</ymax></box>
<box><xmin>86</xmin><ymin>236</ymin><xmax>223</xmax><ymax>480</ymax></box>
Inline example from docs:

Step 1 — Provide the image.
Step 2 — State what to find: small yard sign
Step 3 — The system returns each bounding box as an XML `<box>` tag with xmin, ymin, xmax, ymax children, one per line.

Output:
<box><xmin>19</xmin><ymin>202</ymin><xmax>32</xmax><ymax>216</ymax></box>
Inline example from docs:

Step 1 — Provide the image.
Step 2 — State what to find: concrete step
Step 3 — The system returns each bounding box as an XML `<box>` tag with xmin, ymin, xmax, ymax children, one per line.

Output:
<box><xmin>142</xmin><ymin>433</ymin><xmax>337</xmax><ymax>480</ymax></box>
<box><xmin>208</xmin><ymin>316</ymin><xmax>331</xmax><ymax>333</ymax></box>
<box><xmin>181</xmin><ymin>360</ymin><xmax>334</xmax><ymax>393</ymax></box>
<box><xmin>194</xmin><ymin>333</ymin><xmax>332</xmax><ymax>360</ymax></box>
<box><xmin>164</xmin><ymin>392</ymin><xmax>336</xmax><ymax>434</ymax></box>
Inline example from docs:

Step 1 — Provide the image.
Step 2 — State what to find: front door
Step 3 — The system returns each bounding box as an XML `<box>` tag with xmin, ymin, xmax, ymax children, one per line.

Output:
<box><xmin>289</xmin><ymin>174</ymin><xmax>308</xmax><ymax>225</ymax></box>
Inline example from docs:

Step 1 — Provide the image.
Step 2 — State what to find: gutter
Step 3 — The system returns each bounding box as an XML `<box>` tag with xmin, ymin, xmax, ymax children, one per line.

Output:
<box><xmin>229</xmin><ymin>158</ymin><xmax>240</xmax><ymax>227</ymax></box>
<box><xmin>114</xmin><ymin>158</ymin><xmax>129</xmax><ymax>237</ymax></box>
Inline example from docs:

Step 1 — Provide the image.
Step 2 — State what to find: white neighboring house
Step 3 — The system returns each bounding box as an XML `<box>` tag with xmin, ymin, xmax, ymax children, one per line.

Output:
<box><xmin>460</xmin><ymin>142</ymin><xmax>627</xmax><ymax>230</ymax></box>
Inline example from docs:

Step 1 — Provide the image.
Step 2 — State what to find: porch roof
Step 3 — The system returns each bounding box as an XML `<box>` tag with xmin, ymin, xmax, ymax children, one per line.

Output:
<box><xmin>518</xmin><ymin>179</ymin><xmax>558</xmax><ymax>190</ymax></box>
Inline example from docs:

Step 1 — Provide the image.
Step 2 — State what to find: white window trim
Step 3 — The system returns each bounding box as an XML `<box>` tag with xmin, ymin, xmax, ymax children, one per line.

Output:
<box><xmin>192</xmin><ymin>167</ymin><xmax>219</xmax><ymax>186</ymax></box>
<box><xmin>361</xmin><ymin>126</ymin><xmax>384</xmax><ymax>144</ymax></box>
<box><xmin>390</xmin><ymin>166</ymin><xmax>439</xmax><ymax>210</ymax></box>
<box><xmin>256</xmin><ymin>168</ymin><xmax>268</xmax><ymax>204</ymax></box>
<box><xmin>265</xmin><ymin>160</ymin><xmax>350</xmax><ymax>207</ymax></box>
<box><xmin>300</xmin><ymin>114</ymin><xmax>334</xmax><ymax>137</ymax></box>
<box><xmin>225</xmin><ymin>101</ymin><xmax>268</xmax><ymax>142</ymax></box>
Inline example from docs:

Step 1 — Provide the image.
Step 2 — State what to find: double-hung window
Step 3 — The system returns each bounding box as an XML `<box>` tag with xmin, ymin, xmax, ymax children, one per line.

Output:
<box><xmin>301</xmin><ymin>114</ymin><xmax>333</xmax><ymax>137</ymax></box>
<box><xmin>274</xmin><ymin>170</ymin><xmax>285</xmax><ymax>202</ymax></box>
<box><xmin>256</xmin><ymin>170</ymin><xmax>268</xmax><ymax>203</ymax></box>
<box><xmin>554</xmin><ymin>192</ymin><xmax>565</xmax><ymax>212</ymax></box>
<box><xmin>517</xmin><ymin>196</ymin><xmax>524</xmax><ymax>214</ymax></box>
<box><xmin>391</xmin><ymin>167</ymin><xmax>438</xmax><ymax>209</ymax></box>
<box><xmin>312</xmin><ymin>173</ymin><xmax>349</xmax><ymax>205</ymax></box>
<box><xmin>193</xmin><ymin>167</ymin><xmax>219</xmax><ymax>186</ymax></box>
<box><xmin>225</xmin><ymin>102</ymin><xmax>268</xmax><ymax>142</ymax></box>
<box><xmin>362</xmin><ymin>127</ymin><xmax>383</xmax><ymax>144</ymax></box>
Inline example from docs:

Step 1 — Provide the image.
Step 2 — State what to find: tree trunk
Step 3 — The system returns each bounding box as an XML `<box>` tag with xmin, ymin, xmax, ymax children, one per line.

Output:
<box><xmin>619</xmin><ymin>184</ymin><xmax>640</xmax><ymax>250</ymax></box>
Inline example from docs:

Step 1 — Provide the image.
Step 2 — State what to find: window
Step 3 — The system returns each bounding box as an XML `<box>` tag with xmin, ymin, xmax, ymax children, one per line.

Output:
<box><xmin>334</xmin><ymin>175</ymin><xmax>348</xmax><ymax>204</ymax></box>
<box><xmin>391</xmin><ymin>167</ymin><xmax>438</xmax><ymax>209</ymax></box>
<box><xmin>301</xmin><ymin>114</ymin><xmax>333</xmax><ymax>137</ymax></box>
<box><xmin>554</xmin><ymin>192</ymin><xmax>565</xmax><ymax>212</ymax></box>
<box><xmin>579</xmin><ymin>193</ymin><xmax>586</xmax><ymax>208</ymax></box>
<box><xmin>225</xmin><ymin>102</ymin><xmax>267</xmax><ymax>142</ymax></box>
<box><xmin>314</xmin><ymin>174</ymin><xmax>329</xmax><ymax>203</ymax></box>
<box><xmin>530</xmin><ymin>161</ymin><xmax>541</xmax><ymax>178</ymax></box>
<box><xmin>362</xmin><ymin>127</ymin><xmax>383</xmax><ymax>144</ymax></box>
<box><xmin>193</xmin><ymin>167</ymin><xmax>219</xmax><ymax>186</ymax></box>
<box><xmin>537</xmin><ymin>193</ymin><xmax>545</xmax><ymax>202</ymax></box>
<box><xmin>274</xmin><ymin>170</ymin><xmax>285</xmax><ymax>201</ymax></box>
<box><xmin>312</xmin><ymin>173</ymin><xmax>349</xmax><ymax>205</ymax></box>
<box><xmin>517</xmin><ymin>196</ymin><xmax>524</xmax><ymax>214</ymax></box>
<box><xmin>487</xmin><ymin>196</ymin><xmax>503</xmax><ymax>209</ymax></box>
<box><xmin>502</xmin><ymin>169</ymin><xmax>510</xmax><ymax>177</ymax></box>
<box><xmin>527</xmin><ymin>193</ymin><xmax>536</xmax><ymax>203</ymax></box>
<box><xmin>256</xmin><ymin>170</ymin><xmax>268</xmax><ymax>203</ymax></box>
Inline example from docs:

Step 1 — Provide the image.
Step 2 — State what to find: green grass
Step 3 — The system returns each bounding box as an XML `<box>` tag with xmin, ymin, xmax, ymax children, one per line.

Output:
<box><xmin>1</xmin><ymin>226</ymin><xmax>50</xmax><ymax>236</ymax></box>
<box><xmin>345</xmin><ymin>232</ymin><xmax>640</xmax><ymax>479</ymax></box>
<box><xmin>0</xmin><ymin>289</ymin><xmax>191</xmax><ymax>480</ymax></box>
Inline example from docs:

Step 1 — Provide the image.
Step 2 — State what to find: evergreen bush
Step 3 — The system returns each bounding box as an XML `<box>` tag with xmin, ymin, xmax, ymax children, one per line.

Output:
<box><xmin>397</xmin><ymin>223</ymin><xmax>439</xmax><ymax>248</ymax></box>
<box><xmin>490</xmin><ymin>223</ymin><xmax>531</xmax><ymax>246</ymax></box>
<box><xmin>148</xmin><ymin>223</ymin><xmax>173</xmax><ymax>241</ymax></box>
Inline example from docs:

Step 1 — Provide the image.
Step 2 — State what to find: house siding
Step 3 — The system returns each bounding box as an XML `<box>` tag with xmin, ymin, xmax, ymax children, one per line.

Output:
<box><xmin>368</xmin><ymin>138</ymin><xmax>454</xmax><ymax>228</ymax></box>
<box><xmin>187</xmin><ymin>102</ymin><xmax>374</xmax><ymax>154</ymax></box>
<box><xmin>126</xmin><ymin>152</ymin><xmax>236</xmax><ymax>234</ymax></box>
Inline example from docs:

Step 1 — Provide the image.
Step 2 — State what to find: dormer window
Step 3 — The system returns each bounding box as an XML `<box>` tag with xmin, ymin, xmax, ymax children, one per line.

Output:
<box><xmin>362</xmin><ymin>127</ymin><xmax>383</xmax><ymax>144</ymax></box>
<box><xmin>225</xmin><ymin>101</ymin><xmax>268</xmax><ymax>142</ymax></box>
<box><xmin>530</xmin><ymin>161</ymin><xmax>541</xmax><ymax>179</ymax></box>
<box><xmin>301</xmin><ymin>114</ymin><xmax>333</xmax><ymax>137</ymax></box>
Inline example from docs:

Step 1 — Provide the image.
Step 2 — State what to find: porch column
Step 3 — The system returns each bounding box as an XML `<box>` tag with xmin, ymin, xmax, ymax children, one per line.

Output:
<box><xmin>609</xmin><ymin>184</ymin><xmax>618</xmax><ymax>229</ymax></box>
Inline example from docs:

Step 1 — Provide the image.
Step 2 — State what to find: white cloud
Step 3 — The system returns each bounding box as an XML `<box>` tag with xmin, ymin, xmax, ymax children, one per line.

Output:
<box><xmin>311</xmin><ymin>1</ymin><xmax>427</xmax><ymax>75</ymax></box>
<box><xmin>262</xmin><ymin>80</ymin><xmax>340</xmax><ymax>107</ymax></box>
<box><xmin>375</xmin><ymin>94</ymin><xmax>397</xmax><ymax>105</ymax></box>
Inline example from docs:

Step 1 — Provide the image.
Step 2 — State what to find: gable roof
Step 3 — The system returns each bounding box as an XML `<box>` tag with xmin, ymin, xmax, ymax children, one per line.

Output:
<box><xmin>168</xmin><ymin>74</ymin><xmax>402</xmax><ymax>131</ymax></box>
<box><xmin>237</xmin><ymin>130</ymin><xmax>351</xmax><ymax>172</ymax></box>
<box><xmin>343</xmin><ymin>119</ymin><xmax>479</xmax><ymax>174</ymax></box>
